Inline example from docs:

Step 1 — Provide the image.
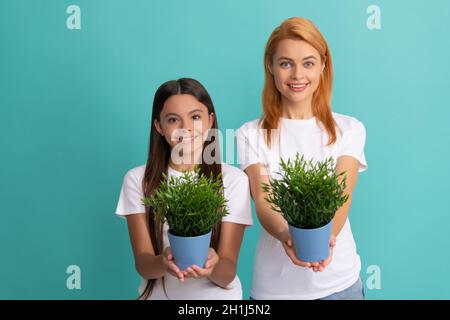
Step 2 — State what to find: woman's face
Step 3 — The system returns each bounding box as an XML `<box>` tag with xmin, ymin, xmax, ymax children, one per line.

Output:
<box><xmin>270</xmin><ymin>39</ymin><xmax>325</xmax><ymax>107</ymax></box>
<box><xmin>154</xmin><ymin>94</ymin><xmax>214</xmax><ymax>159</ymax></box>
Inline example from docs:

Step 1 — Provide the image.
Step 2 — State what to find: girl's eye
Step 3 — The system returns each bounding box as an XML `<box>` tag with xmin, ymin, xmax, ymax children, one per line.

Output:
<box><xmin>280</xmin><ymin>61</ymin><xmax>292</xmax><ymax>68</ymax></box>
<box><xmin>192</xmin><ymin>115</ymin><xmax>201</xmax><ymax>121</ymax></box>
<box><xmin>167</xmin><ymin>118</ymin><xmax>178</xmax><ymax>124</ymax></box>
<box><xmin>304</xmin><ymin>61</ymin><xmax>315</xmax><ymax>68</ymax></box>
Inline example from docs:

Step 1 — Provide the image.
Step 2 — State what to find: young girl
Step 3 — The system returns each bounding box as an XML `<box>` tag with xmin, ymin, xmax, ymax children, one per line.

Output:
<box><xmin>116</xmin><ymin>78</ymin><xmax>253</xmax><ymax>300</ymax></box>
<box><xmin>237</xmin><ymin>17</ymin><xmax>367</xmax><ymax>300</ymax></box>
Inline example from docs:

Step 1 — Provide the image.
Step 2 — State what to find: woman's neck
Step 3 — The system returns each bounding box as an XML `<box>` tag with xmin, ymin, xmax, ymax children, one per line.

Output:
<box><xmin>281</xmin><ymin>97</ymin><xmax>314</xmax><ymax>119</ymax></box>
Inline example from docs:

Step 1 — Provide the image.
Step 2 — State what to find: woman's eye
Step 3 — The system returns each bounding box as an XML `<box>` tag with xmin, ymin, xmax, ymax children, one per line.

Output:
<box><xmin>192</xmin><ymin>115</ymin><xmax>201</xmax><ymax>121</ymax></box>
<box><xmin>167</xmin><ymin>118</ymin><xmax>177</xmax><ymax>124</ymax></box>
<box><xmin>304</xmin><ymin>61</ymin><xmax>314</xmax><ymax>68</ymax></box>
<box><xmin>280</xmin><ymin>61</ymin><xmax>292</xmax><ymax>68</ymax></box>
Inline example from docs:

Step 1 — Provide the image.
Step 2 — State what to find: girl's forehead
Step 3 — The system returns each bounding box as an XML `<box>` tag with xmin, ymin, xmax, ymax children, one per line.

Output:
<box><xmin>162</xmin><ymin>94</ymin><xmax>208</xmax><ymax>115</ymax></box>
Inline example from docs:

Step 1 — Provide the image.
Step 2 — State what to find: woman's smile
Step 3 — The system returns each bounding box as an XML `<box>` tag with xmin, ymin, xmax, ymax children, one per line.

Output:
<box><xmin>287</xmin><ymin>82</ymin><xmax>309</xmax><ymax>92</ymax></box>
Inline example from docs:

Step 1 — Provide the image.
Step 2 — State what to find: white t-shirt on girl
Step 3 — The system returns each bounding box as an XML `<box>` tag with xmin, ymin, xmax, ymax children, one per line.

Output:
<box><xmin>115</xmin><ymin>163</ymin><xmax>253</xmax><ymax>300</ymax></box>
<box><xmin>236</xmin><ymin>112</ymin><xmax>367</xmax><ymax>300</ymax></box>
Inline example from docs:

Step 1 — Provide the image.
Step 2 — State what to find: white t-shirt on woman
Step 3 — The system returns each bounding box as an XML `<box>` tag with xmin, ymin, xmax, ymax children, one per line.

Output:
<box><xmin>115</xmin><ymin>163</ymin><xmax>253</xmax><ymax>300</ymax></box>
<box><xmin>236</xmin><ymin>112</ymin><xmax>367</xmax><ymax>300</ymax></box>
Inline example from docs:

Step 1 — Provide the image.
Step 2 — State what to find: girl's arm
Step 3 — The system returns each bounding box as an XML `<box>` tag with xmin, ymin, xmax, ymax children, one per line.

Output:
<box><xmin>126</xmin><ymin>213</ymin><xmax>184</xmax><ymax>281</ymax></box>
<box><xmin>184</xmin><ymin>222</ymin><xmax>246</xmax><ymax>288</ymax></box>
<box><xmin>207</xmin><ymin>222</ymin><xmax>245</xmax><ymax>288</ymax></box>
<box><xmin>332</xmin><ymin>155</ymin><xmax>360</xmax><ymax>237</ymax></box>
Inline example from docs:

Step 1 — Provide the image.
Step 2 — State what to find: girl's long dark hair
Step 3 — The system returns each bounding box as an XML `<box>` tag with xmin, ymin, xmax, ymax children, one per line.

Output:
<box><xmin>138</xmin><ymin>78</ymin><xmax>222</xmax><ymax>300</ymax></box>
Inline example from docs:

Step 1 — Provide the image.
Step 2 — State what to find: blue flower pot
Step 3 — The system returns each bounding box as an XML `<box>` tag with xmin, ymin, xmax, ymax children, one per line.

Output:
<box><xmin>288</xmin><ymin>220</ymin><xmax>332</xmax><ymax>262</ymax></box>
<box><xmin>168</xmin><ymin>230</ymin><xmax>212</xmax><ymax>271</ymax></box>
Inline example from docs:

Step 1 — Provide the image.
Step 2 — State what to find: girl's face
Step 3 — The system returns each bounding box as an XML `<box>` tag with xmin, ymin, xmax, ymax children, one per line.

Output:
<box><xmin>154</xmin><ymin>94</ymin><xmax>214</xmax><ymax>157</ymax></box>
<box><xmin>269</xmin><ymin>39</ymin><xmax>325</xmax><ymax>107</ymax></box>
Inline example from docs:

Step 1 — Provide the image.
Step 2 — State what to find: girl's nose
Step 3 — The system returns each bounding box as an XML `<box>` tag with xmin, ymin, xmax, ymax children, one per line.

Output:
<box><xmin>181</xmin><ymin>124</ymin><xmax>193</xmax><ymax>132</ymax></box>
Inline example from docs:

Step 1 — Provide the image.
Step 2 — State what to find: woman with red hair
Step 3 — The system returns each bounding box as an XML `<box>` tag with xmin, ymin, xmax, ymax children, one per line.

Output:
<box><xmin>237</xmin><ymin>17</ymin><xmax>367</xmax><ymax>300</ymax></box>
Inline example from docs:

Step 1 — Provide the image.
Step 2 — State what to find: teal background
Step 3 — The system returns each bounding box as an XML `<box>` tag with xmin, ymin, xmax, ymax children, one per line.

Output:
<box><xmin>1</xmin><ymin>0</ymin><xmax>449</xmax><ymax>299</ymax></box>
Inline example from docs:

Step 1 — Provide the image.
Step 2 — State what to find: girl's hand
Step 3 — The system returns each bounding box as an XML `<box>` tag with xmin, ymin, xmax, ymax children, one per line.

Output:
<box><xmin>163</xmin><ymin>247</ymin><xmax>185</xmax><ymax>282</ymax></box>
<box><xmin>312</xmin><ymin>235</ymin><xmax>336</xmax><ymax>272</ymax></box>
<box><xmin>277</xmin><ymin>230</ymin><xmax>319</xmax><ymax>269</ymax></box>
<box><xmin>182</xmin><ymin>248</ymin><xmax>219</xmax><ymax>279</ymax></box>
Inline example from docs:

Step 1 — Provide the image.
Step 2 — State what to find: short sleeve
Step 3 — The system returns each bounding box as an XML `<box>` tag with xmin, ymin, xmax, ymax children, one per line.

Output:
<box><xmin>221</xmin><ymin>168</ymin><xmax>253</xmax><ymax>227</ymax></box>
<box><xmin>236</xmin><ymin>122</ymin><xmax>264</xmax><ymax>171</ymax></box>
<box><xmin>115</xmin><ymin>169</ymin><xmax>146</xmax><ymax>219</ymax></box>
<box><xmin>338</xmin><ymin>120</ymin><xmax>368</xmax><ymax>172</ymax></box>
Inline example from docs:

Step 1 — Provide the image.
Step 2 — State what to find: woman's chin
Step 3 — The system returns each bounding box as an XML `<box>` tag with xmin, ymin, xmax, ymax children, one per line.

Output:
<box><xmin>282</xmin><ymin>92</ymin><xmax>312</xmax><ymax>105</ymax></box>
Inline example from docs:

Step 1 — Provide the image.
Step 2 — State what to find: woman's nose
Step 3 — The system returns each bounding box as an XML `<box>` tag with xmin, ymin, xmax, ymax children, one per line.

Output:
<box><xmin>291</xmin><ymin>65</ymin><xmax>304</xmax><ymax>80</ymax></box>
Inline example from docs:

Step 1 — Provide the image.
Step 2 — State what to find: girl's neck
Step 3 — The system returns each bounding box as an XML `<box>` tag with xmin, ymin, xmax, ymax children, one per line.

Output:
<box><xmin>281</xmin><ymin>97</ymin><xmax>314</xmax><ymax>119</ymax></box>
<box><xmin>168</xmin><ymin>161</ymin><xmax>196</xmax><ymax>173</ymax></box>
<box><xmin>168</xmin><ymin>151</ymin><xmax>202</xmax><ymax>172</ymax></box>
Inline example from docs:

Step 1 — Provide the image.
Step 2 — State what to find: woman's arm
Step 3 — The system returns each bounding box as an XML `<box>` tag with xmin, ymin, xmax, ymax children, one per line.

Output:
<box><xmin>312</xmin><ymin>156</ymin><xmax>360</xmax><ymax>271</ymax></box>
<box><xmin>245</xmin><ymin>164</ymin><xmax>289</xmax><ymax>239</ymax></box>
<box><xmin>245</xmin><ymin>163</ymin><xmax>313</xmax><ymax>268</ymax></box>
<box><xmin>332</xmin><ymin>155</ymin><xmax>360</xmax><ymax>237</ymax></box>
<box><xmin>126</xmin><ymin>213</ymin><xmax>184</xmax><ymax>281</ymax></box>
<box><xmin>313</xmin><ymin>156</ymin><xmax>359</xmax><ymax>272</ymax></box>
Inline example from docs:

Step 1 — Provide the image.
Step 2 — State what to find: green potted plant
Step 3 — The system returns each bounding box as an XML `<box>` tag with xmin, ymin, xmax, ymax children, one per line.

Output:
<box><xmin>263</xmin><ymin>153</ymin><xmax>349</xmax><ymax>262</ymax></box>
<box><xmin>142</xmin><ymin>168</ymin><xmax>229</xmax><ymax>271</ymax></box>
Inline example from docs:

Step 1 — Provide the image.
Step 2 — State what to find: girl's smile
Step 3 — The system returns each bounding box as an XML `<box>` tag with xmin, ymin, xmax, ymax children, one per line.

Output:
<box><xmin>175</xmin><ymin>133</ymin><xmax>201</xmax><ymax>144</ymax></box>
<box><xmin>153</xmin><ymin>93</ymin><xmax>215</xmax><ymax>170</ymax></box>
<box><xmin>154</xmin><ymin>94</ymin><xmax>214</xmax><ymax>151</ymax></box>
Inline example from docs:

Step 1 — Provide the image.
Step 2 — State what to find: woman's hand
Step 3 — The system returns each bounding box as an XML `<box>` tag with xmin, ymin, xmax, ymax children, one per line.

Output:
<box><xmin>182</xmin><ymin>248</ymin><xmax>220</xmax><ymax>279</ymax></box>
<box><xmin>277</xmin><ymin>230</ymin><xmax>336</xmax><ymax>272</ymax></box>
<box><xmin>277</xmin><ymin>230</ymin><xmax>319</xmax><ymax>269</ymax></box>
<box><xmin>163</xmin><ymin>247</ymin><xmax>185</xmax><ymax>282</ymax></box>
<box><xmin>312</xmin><ymin>234</ymin><xmax>336</xmax><ymax>272</ymax></box>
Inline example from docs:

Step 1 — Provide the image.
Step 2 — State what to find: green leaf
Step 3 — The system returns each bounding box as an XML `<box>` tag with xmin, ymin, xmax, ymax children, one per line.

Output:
<box><xmin>141</xmin><ymin>168</ymin><xmax>229</xmax><ymax>236</ymax></box>
<box><xmin>264</xmin><ymin>153</ymin><xmax>348</xmax><ymax>229</ymax></box>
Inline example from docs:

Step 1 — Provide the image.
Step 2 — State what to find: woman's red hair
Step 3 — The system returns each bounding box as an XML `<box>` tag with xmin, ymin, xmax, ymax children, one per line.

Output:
<box><xmin>262</xmin><ymin>17</ymin><xmax>337</xmax><ymax>146</ymax></box>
